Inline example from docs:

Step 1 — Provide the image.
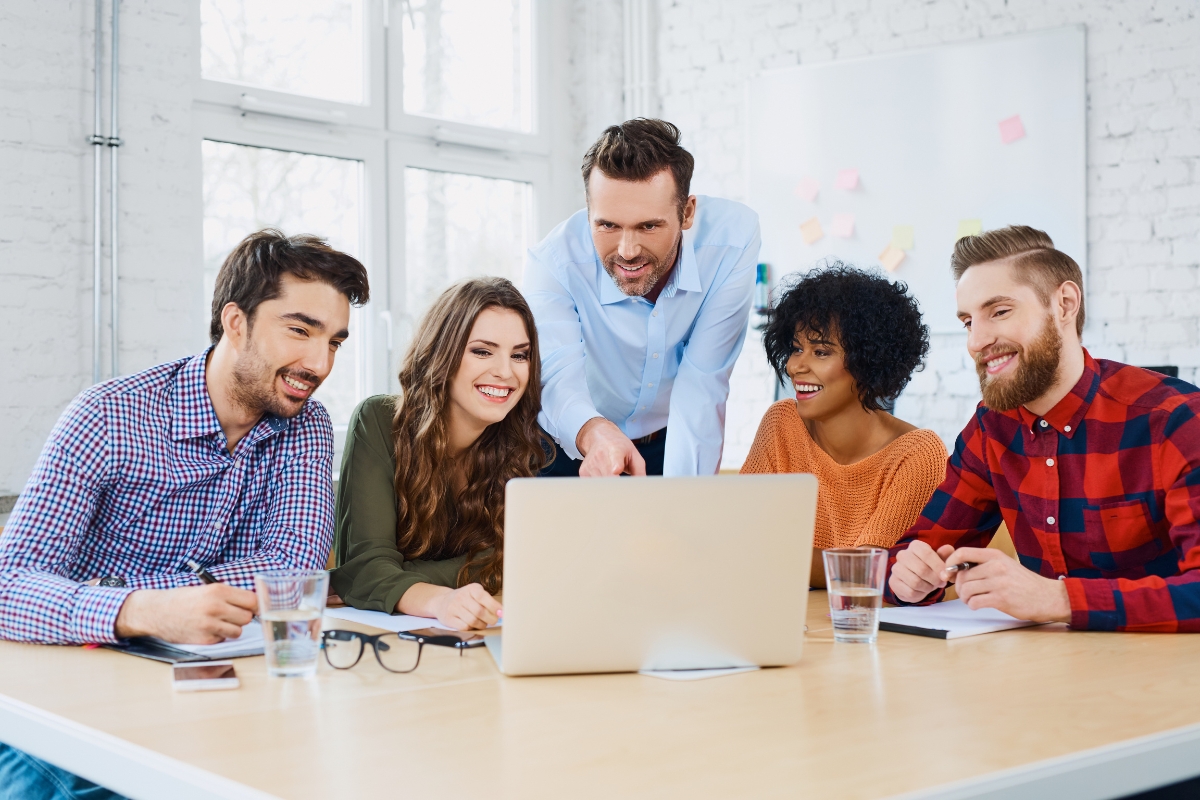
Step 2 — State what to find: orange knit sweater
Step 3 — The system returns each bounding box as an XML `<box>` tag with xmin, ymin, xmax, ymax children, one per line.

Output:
<box><xmin>740</xmin><ymin>401</ymin><xmax>949</xmax><ymax>549</ymax></box>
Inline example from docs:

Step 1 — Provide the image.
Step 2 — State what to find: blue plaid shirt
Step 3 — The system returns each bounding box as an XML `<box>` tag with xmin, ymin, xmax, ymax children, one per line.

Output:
<box><xmin>0</xmin><ymin>349</ymin><xmax>335</xmax><ymax>644</ymax></box>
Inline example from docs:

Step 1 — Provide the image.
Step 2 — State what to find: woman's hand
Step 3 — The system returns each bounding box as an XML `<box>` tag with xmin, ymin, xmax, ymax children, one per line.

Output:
<box><xmin>398</xmin><ymin>582</ymin><xmax>502</xmax><ymax>630</ymax></box>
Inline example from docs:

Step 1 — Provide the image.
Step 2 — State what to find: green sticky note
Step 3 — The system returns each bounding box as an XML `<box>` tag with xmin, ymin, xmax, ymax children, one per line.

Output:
<box><xmin>957</xmin><ymin>219</ymin><xmax>983</xmax><ymax>240</ymax></box>
<box><xmin>891</xmin><ymin>225</ymin><xmax>914</xmax><ymax>251</ymax></box>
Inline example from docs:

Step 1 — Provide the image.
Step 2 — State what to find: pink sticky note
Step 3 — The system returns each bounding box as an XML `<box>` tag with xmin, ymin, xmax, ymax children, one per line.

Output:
<box><xmin>800</xmin><ymin>217</ymin><xmax>824</xmax><ymax>245</ymax></box>
<box><xmin>999</xmin><ymin>114</ymin><xmax>1026</xmax><ymax>144</ymax></box>
<box><xmin>794</xmin><ymin>176</ymin><xmax>820</xmax><ymax>202</ymax></box>
<box><xmin>835</xmin><ymin>168</ymin><xmax>859</xmax><ymax>190</ymax></box>
<box><xmin>879</xmin><ymin>244</ymin><xmax>905</xmax><ymax>273</ymax></box>
<box><xmin>830</xmin><ymin>213</ymin><xmax>855</xmax><ymax>238</ymax></box>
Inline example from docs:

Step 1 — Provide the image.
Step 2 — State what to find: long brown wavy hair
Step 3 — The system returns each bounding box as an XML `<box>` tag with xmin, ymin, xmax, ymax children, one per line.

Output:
<box><xmin>391</xmin><ymin>277</ymin><xmax>548</xmax><ymax>593</ymax></box>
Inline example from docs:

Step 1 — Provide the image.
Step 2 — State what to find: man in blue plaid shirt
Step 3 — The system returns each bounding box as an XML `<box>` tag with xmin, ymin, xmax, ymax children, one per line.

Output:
<box><xmin>0</xmin><ymin>230</ymin><xmax>369</xmax><ymax>797</ymax></box>
<box><xmin>0</xmin><ymin>230</ymin><xmax>368</xmax><ymax>648</ymax></box>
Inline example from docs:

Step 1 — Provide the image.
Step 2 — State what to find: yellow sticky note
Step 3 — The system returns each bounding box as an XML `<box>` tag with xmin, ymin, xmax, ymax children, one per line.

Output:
<box><xmin>957</xmin><ymin>219</ymin><xmax>983</xmax><ymax>240</ymax></box>
<box><xmin>800</xmin><ymin>216</ymin><xmax>824</xmax><ymax>245</ymax></box>
<box><xmin>891</xmin><ymin>225</ymin><xmax>914</xmax><ymax>251</ymax></box>
<box><xmin>879</xmin><ymin>244</ymin><xmax>905</xmax><ymax>272</ymax></box>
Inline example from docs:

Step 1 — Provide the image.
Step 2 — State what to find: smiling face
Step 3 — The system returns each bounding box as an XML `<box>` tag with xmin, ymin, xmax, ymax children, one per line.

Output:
<box><xmin>446</xmin><ymin>306</ymin><xmax>532</xmax><ymax>438</ymax></box>
<box><xmin>956</xmin><ymin>259</ymin><xmax>1065</xmax><ymax>411</ymax></box>
<box><xmin>786</xmin><ymin>325</ymin><xmax>861</xmax><ymax>421</ymax></box>
<box><xmin>227</xmin><ymin>273</ymin><xmax>351</xmax><ymax>419</ymax></box>
<box><xmin>588</xmin><ymin>167</ymin><xmax>696</xmax><ymax>298</ymax></box>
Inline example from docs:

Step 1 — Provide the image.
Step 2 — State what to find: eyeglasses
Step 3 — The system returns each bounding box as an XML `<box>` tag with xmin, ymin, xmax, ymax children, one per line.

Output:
<box><xmin>321</xmin><ymin>630</ymin><xmax>425</xmax><ymax>673</ymax></box>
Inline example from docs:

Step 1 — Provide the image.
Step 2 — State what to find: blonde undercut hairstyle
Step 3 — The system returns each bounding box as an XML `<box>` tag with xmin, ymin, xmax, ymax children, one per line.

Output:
<box><xmin>951</xmin><ymin>225</ymin><xmax>1085</xmax><ymax>336</ymax></box>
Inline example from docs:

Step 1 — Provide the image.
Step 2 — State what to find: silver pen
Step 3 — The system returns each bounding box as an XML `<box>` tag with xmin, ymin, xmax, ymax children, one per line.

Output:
<box><xmin>944</xmin><ymin>562</ymin><xmax>976</xmax><ymax>574</ymax></box>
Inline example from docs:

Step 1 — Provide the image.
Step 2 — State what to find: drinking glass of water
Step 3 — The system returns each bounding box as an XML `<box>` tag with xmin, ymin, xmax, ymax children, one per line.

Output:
<box><xmin>255</xmin><ymin>570</ymin><xmax>329</xmax><ymax>677</ymax></box>
<box><xmin>823</xmin><ymin>548</ymin><xmax>887</xmax><ymax>644</ymax></box>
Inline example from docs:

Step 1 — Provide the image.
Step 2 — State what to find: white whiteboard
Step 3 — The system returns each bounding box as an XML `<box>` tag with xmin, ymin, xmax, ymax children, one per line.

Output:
<box><xmin>746</xmin><ymin>26</ymin><xmax>1086</xmax><ymax>333</ymax></box>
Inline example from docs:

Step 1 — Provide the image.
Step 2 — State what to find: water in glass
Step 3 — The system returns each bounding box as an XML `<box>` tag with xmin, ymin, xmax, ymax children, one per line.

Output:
<box><xmin>261</xmin><ymin>609</ymin><xmax>323</xmax><ymax>677</ymax></box>
<box><xmin>828</xmin><ymin>585</ymin><xmax>883</xmax><ymax>643</ymax></box>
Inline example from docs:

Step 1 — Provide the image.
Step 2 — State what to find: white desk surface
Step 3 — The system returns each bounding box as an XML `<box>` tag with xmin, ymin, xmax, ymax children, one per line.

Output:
<box><xmin>2</xmin><ymin>593</ymin><xmax>1199</xmax><ymax>800</ymax></box>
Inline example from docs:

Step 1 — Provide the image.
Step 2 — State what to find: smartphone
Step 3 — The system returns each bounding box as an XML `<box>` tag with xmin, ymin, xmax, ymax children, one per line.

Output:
<box><xmin>399</xmin><ymin>628</ymin><xmax>487</xmax><ymax>649</ymax></box>
<box><xmin>172</xmin><ymin>661</ymin><xmax>240</xmax><ymax>691</ymax></box>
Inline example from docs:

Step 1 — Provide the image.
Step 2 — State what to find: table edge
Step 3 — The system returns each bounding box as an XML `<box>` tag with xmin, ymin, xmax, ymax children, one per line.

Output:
<box><xmin>889</xmin><ymin>720</ymin><xmax>1200</xmax><ymax>800</ymax></box>
<box><xmin>0</xmin><ymin>692</ymin><xmax>279</xmax><ymax>800</ymax></box>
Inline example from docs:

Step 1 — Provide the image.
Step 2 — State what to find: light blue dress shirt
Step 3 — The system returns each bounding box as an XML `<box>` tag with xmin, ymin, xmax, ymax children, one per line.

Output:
<box><xmin>524</xmin><ymin>196</ymin><xmax>762</xmax><ymax>475</ymax></box>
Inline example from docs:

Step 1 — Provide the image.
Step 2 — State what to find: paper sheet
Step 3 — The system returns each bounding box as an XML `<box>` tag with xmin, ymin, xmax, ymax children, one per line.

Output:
<box><xmin>879</xmin><ymin>599</ymin><xmax>1045</xmax><ymax>639</ymax></box>
<box><xmin>834</xmin><ymin>168</ymin><xmax>859</xmax><ymax>190</ymax></box>
<box><xmin>639</xmin><ymin>666</ymin><xmax>760</xmax><ymax>681</ymax></box>
<box><xmin>324</xmin><ymin>606</ymin><xmax>500</xmax><ymax>632</ymax></box>
<box><xmin>830</xmin><ymin>213</ymin><xmax>855</xmax><ymax>238</ymax></box>
<box><xmin>153</xmin><ymin>623</ymin><xmax>264</xmax><ymax>658</ymax></box>
<box><xmin>891</xmin><ymin>224</ymin><xmax>915</xmax><ymax>250</ymax></box>
<box><xmin>957</xmin><ymin>219</ymin><xmax>983</xmax><ymax>239</ymax></box>
<box><xmin>998</xmin><ymin>114</ymin><xmax>1026</xmax><ymax>144</ymax></box>
<box><xmin>794</xmin><ymin>176</ymin><xmax>820</xmax><ymax>202</ymax></box>
<box><xmin>878</xmin><ymin>244</ymin><xmax>905</xmax><ymax>272</ymax></box>
<box><xmin>800</xmin><ymin>216</ymin><xmax>824</xmax><ymax>244</ymax></box>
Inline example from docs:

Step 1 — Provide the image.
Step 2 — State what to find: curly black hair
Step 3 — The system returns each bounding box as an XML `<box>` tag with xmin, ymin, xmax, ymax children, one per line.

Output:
<box><xmin>761</xmin><ymin>262</ymin><xmax>930</xmax><ymax>412</ymax></box>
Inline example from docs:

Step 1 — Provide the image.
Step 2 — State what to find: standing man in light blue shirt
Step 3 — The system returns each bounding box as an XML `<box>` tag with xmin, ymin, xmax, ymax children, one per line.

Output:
<box><xmin>524</xmin><ymin>119</ymin><xmax>761</xmax><ymax>476</ymax></box>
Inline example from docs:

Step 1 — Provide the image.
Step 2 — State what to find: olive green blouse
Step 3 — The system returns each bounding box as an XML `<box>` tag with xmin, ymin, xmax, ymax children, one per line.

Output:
<box><xmin>328</xmin><ymin>395</ymin><xmax>468</xmax><ymax>614</ymax></box>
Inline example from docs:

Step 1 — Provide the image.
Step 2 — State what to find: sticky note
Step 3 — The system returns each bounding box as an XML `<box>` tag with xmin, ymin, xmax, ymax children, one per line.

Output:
<box><xmin>835</xmin><ymin>168</ymin><xmax>859</xmax><ymax>190</ymax></box>
<box><xmin>879</xmin><ymin>244</ymin><xmax>905</xmax><ymax>272</ymax></box>
<box><xmin>830</xmin><ymin>213</ymin><xmax>855</xmax><ymax>238</ymax></box>
<box><xmin>891</xmin><ymin>225</ymin><xmax>914</xmax><ymax>250</ymax></box>
<box><xmin>999</xmin><ymin>114</ymin><xmax>1026</xmax><ymax>144</ymax></box>
<box><xmin>800</xmin><ymin>217</ymin><xmax>823</xmax><ymax>245</ymax></box>
<box><xmin>794</xmin><ymin>176</ymin><xmax>820</xmax><ymax>202</ymax></box>
<box><xmin>957</xmin><ymin>219</ymin><xmax>983</xmax><ymax>240</ymax></box>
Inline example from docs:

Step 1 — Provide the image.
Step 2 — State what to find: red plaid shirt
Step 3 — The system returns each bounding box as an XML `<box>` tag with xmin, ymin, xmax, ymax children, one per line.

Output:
<box><xmin>886</xmin><ymin>351</ymin><xmax>1200</xmax><ymax>632</ymax></box>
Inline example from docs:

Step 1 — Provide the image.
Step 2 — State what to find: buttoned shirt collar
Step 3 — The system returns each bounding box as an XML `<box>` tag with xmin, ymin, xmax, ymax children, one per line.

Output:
<box><xmin>598</xmin><ymin>227</ymin><xmax>701</xmax><ymax>305</ymax></box>
<box><xmin>1012</xmin><ymin>348</ymin><xmax>1100</xmax><ymax>439</ymax></box>
<box><xmin>169</xmin><ymin>347</ymin><xmax>290</xmax><ymax>444</ymax></box>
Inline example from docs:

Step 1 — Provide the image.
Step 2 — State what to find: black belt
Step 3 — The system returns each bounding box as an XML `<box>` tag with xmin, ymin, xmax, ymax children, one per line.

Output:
<box><xmin>631</xmin><ymin>427</ymin><xmax>667</xmax><ymax>446</ymax></box>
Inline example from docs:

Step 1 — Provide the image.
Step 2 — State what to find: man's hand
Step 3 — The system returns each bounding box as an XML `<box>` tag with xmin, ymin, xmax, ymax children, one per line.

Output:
<box><xmin>114</xmin><ymin>584</ymin><xmax>258</xmax><ymax>644</ymax></box>
<box><xmin>888</xmin><ymin>540</ymin><xmax>956</xmax><ymax>603</ymax></box>
<box><xmin>576</xmin><ymin>417</ymin><xmax>645</xmax><ymax>477</ymax></box>
<box><xmin>946</xmin><ymin>548</ymin><xmax>1071</xmax><ymax>623</ymax></box>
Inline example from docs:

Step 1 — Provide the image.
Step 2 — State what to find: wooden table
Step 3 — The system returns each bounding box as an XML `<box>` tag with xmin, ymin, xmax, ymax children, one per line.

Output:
<box><xmin>2</xmin><ymin>594</ymin><xmax>1199</xmax><ymax>800</ymax></box>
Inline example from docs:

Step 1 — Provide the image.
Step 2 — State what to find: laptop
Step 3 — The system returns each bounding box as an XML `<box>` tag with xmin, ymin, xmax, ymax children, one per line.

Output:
<box><xmin>487</xmin><ymin>474</ymin><xmax>817</xmax><ymax>676</ymax></box>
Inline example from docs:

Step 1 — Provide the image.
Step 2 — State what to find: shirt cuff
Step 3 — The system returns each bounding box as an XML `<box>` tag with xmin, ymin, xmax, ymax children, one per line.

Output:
<box><xmin>71</xmin><ymin>586</ymin><xmax>137</xmax><ymax>644</ymax></box>
<box><xmin>1063</xmin><ymin>577</ymin><xmax>1116</xmax><ymax>631</ymax></box>
<box><xmin>554</xmin><ymin>404</ymin><xmax>604</xmax><ymax>462</ymax></box>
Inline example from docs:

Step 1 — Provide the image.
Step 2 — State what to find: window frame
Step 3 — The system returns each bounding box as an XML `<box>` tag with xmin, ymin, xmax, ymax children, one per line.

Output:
<box><xmin>192</xmin><ymin>0</ymin><xmax>559</xmax><ymax>436</ymax></box>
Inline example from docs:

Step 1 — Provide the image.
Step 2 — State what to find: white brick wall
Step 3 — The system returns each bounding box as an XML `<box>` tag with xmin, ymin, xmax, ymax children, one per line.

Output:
<box><xmin>0</xmin><ymin>0</ymin><xmax>200</xmax><ymax>496</ymax></box>
<box><xmin>656</xmin><ymin>0</ymin><xmax>1200</xmax><ymax>463</ymax></box>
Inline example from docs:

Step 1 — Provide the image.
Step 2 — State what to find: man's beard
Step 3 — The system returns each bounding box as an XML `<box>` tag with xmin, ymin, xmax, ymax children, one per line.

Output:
<box><xmin>602</xmin><ymin>234</ymin><xmax>680</xmax><ymax>297</ymax></box>
<box><xmin>229</xmin><ymin>335</ymin><xmax>321</xmax><ymax>420</ymax></box>
<box><xmin>975</xmin><ymin>317</ymin><xmax>1062</xmax><ymax>412</ymax></box>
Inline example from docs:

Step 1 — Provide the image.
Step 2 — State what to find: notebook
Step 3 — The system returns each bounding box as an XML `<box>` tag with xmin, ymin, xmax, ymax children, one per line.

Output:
<box><xmin>878</xmin><ymin>600</ymin><xmax>1046</xmax><ymax>639</ymax></box>
<box><xmin>103</xmin><ymin>623</ymin><xmax>264</xmax><ymax>664</ymax></box>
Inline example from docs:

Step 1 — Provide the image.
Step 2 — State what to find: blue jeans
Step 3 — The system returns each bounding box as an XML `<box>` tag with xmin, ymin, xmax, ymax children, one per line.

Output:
<box><xmin>0</xmin><ymin>743</ymin><xmax>124</xmax><ymax>800</ymax></box>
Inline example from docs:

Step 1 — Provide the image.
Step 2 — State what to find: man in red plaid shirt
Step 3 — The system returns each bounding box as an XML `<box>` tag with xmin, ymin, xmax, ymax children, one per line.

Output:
<box><xmin>887</xmin><ymin>226</ymin><xmax>1200</xmax><ymax>632</ymax></box>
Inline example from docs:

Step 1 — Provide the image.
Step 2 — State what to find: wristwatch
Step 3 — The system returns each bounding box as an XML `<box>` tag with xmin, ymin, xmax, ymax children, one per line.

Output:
<box><xmin>97</xmin><ymin>575</ymin><xmax>127</xmax><ymax>588</ymax></box>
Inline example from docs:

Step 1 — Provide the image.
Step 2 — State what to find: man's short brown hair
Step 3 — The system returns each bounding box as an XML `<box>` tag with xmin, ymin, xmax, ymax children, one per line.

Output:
<box><xmin>951</xmin><ymin>225</ymin><xmax>1085</xmax><ymax>335</ymax></box>
<box><xmin>581</xmin><ymin>118</ymin><xmax>695</xmax><ymax>215</ymax></box>
<box><xmin>209</xmin><ymin>229</ymin><xmax>370</xmax><ymax>344</ymax></box>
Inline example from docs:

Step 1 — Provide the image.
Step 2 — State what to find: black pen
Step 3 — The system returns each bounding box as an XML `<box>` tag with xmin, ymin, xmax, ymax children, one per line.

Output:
<box><xmin>186</xmin><ymin>559</ymin><xmax>218</xmax><ymax>584</ymax></box>
<box><xmin>944</xmin><ymin>562</ymin><xmax>977</xmax><ymax>574</ymax></box>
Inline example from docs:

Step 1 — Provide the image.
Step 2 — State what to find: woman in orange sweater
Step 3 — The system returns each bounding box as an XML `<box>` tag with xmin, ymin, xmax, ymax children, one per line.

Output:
<box><xmin>741</xmin><ymin>264</ymin><xmax>947</xmax><ymax>586</ymax></box>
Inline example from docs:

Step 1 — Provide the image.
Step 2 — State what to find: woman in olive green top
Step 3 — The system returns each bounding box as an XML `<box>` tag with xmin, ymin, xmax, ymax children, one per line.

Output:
<box><xmin>330</xmin><ymin>277</ymin><xmax>547</xmax><ymax>629</ymax></box>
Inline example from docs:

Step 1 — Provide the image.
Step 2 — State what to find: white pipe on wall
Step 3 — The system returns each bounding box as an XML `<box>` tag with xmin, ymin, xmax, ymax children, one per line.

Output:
<box><xmin>108</xmin><ymin>0</ymin><xmax>121</xmax><ymax>379</ymax></box>
<box><xmin>91</xmin><ymin>0</ymin><xmax>104</xmax><ymax>384</ymax></box>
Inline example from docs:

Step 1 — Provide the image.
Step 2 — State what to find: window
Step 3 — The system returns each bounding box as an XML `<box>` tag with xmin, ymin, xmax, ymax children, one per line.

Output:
<box><xmin>195</xmin><ymin>0</ymin><xmax>558</xmax><ymax>461</ymax></box>
<box><xmin>401</xmin><ymin>0</ymin><xmax>534</xmax><ymax>131</ymax></box>
<box><xmin>403</xmin><ymin>168</ymin><xmax>532</xmax><ymax>323</ymax></box>
<box><xmin>201</xmin><ymin>141</ymin><xmax>365</xmax><ymax>426</ymax></box>
<box><xmin>200</xmin><ymin>0</ymin><xmax>366</xmax><ymax>105</ymax></box>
